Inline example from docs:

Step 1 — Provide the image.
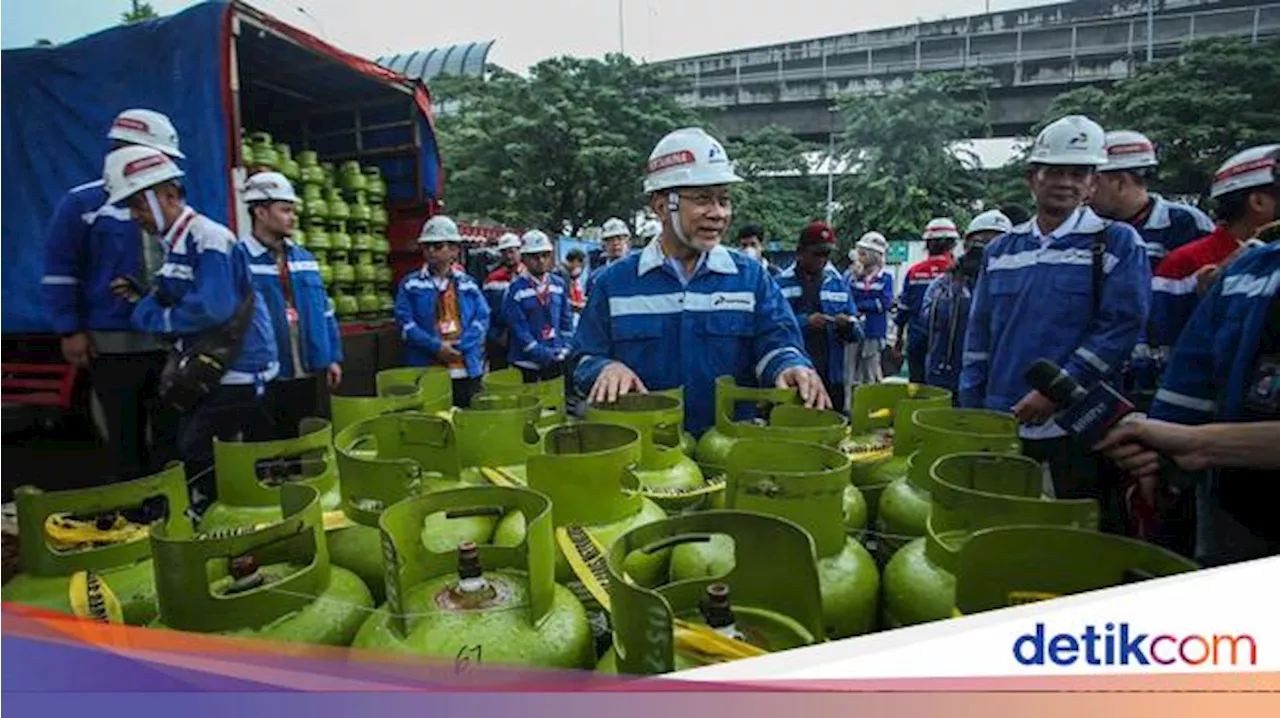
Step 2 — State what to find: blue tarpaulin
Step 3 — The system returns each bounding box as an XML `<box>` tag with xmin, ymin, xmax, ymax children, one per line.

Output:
<box><xmin>1</xmin><ymin>1</ymin><xmax>441</xmax><ymax>335</ymax></box>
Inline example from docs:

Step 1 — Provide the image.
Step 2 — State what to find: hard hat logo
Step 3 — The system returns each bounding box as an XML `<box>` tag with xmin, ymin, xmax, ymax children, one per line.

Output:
<box><xmin>123</xmin><ymin>154</ymin><xmax>168</xmax><ymax>178</ymax></box>
<box><xmin>647</xmin><ymin>150</ymin><xmax>695</xmax><ymax>174</ymax></box>
<box><xmin>113</xmin><ymin>117</ymin><xmax>150</xmax><ymax>133</ymax></box>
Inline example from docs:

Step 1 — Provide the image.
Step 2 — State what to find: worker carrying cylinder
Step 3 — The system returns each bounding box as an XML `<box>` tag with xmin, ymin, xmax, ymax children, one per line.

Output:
<box><xmin>394</xmin><ymin>214</ymin><xmax>490</xmax><ymax>408</ymax></box>
<box><xmin>238</xmin><ymin>171</ymin><xmax>344</xmax><ymax>439</ymax></box>
<box><xmin>42</xmin><ymin>109</ymin><xmax>187</xmax><ymax>483</ymax></box>
<box><xmin>102</xmin><ymin>144</ymin><xmax>280</xmax><ymax>508</ymax></box>
<box><xmin>502</xmin><ymin>229</ymin><xmax>576</xmax><ymax>383</ymax></box>
<box><xmin>570</xmin><ymin>127</ymin><xmax>827</xmax><ymax>435</ymax></box>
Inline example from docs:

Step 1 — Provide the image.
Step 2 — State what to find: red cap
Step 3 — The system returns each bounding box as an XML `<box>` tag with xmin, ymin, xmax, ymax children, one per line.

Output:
<box><xmin>798</xmin><ymin>220</ymin><xmax>837</xmax><ymax>249</ymax></box>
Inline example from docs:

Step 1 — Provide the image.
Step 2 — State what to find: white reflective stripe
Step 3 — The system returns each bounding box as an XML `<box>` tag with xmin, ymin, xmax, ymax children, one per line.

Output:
<box><xmin>448</xmin><ymin>367</ymin><xmax>470</xmax><ymax>379</ymax></box>
<box><xmin>401</xmin><ymin>321</ymin><xmax>417</xmax><ymax>339</ymax></box>
<box><xmin>484</xmin><ymin>281</ymin><xmax>510</xmax><ymax>292</ymax></box>
<box><xmin>963</xmin><ymin>351</ymin><xmax>989</xmax><ymax>363</ymax></box>
<box><xmin>324</xmin><ymin>309</ymin><xmax>336</xmax><ymax>318</ymax></box>
<box><xmin>865</xmin><ymin>283</ymin><xmax>885</xmax><ymax>291</ymax></box>
<box><xmin>1152</xmin><ymin>275</ymin><xmax>1198</xmax><ymax>296</ymax></box>
<box><xmin>513</xmin><ymin>360</ymin><xmax>541</xmax><ymax>370</ymax></box>
<box><xmin>909</xmin><ymin>278</ymin><xmax>935</xmax><ymax>286</ymax></box>
<box><xmin>1143</xmin><ymin>241</ymin><xmax>1167</xmax><ymax>259</ymax></box>
<box><xmin>820</xmin><ymin>291</ymin><xmax>849</xmax><ymax>303</ymax></box>
<box><xmin>1073</xmin><ymin>346</ymin><xmax>1110</xmax><ymax>373</ymax></box>
<box><xmin>249</xmin><ymin>264</ymin><xmax>278</xmax><ymax>275</ymax></box>
<box><xmin>513</xmin><ymin>288</ymin><xmax>537</xmax><ymax>301</ymax></box>
<box><xmin>81</xmin><ymin>203</ymin><xmax>132</xmax><ymax>225</ymax></box>
<box><xmin>404</xmin><ymin>279</ymin><xmax>434</xmax><ymax>291</ymax></box>
<box><xmin>755</xmin><ymin>346</ymin><xmax>800</xmax><ymax>379</ymax></box>
<box><xmin>222</xmin><ymin>362</ymin><xmax>281</xmax><ymax>386</ymax></box>
<box><xmin>1222</xmin><ymin>270</ymin><xmax>1280</xmax><ymax>299</ymax></box>
<box><xmin>609</xmin><ymin>291</ymin><xmax>756</xmax><ymax>316</ymax></box>
<box><xmin>1131</xmin><ymin>343</ymin><xmax>1153</xmax><ymax>360</ymax></box>
<box><xmin>1153</xmin><ymin>389</ymin><xmax>1217</xmax><ymax>414</ymax></box>
<box><xmin>289</xmin><ymin>260</ymin><xmax>320</xmax><ymax>273</ymax></box>
<box><xmin>162</xmin><ymin>308</ymin><xmax>173</xmax><ymax>334</ymax></box>
<box><xmin>41</xmin><ymin>275</ymin><xmax>80</xmax><ymax>285</ymax></box>
<box><xmin>780</xmin><ymin>286</ymin><xmax>802</xmax><ymax>299</ymax></box>
<box><xmin>523</xmin><ymin>341</ymin><xmax>538</xmax><ymax>351</ymax></box>
<box><xmin>987</xmin><ymin>247</ymin><xmax>1120</xmax><ymax>274</ymax></box>
<box><xmin>157</xmin><ymin>263</ymin><xmax>194</xmax><ymax>281</ymax></box>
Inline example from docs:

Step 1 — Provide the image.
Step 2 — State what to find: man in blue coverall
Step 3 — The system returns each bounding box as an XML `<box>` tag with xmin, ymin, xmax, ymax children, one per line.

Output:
<box><xmin>960</xmin><ymin>115</ymin><xmax>1151</xmax><ymax>528</ymax></box>
<box><xmin>42</xmin><ymin>109</ymin><xmax>186</xmax><ymax>481</ymax></box>
<box><xmin>503</xmin><ymin>229</ymin><xmax>576</xmax><ymax>383</ymax></box>
<box><xmin>570</xmin><ymin>127</ymin><xmax>828</xmax><ymax>436</ymax></box>
<box><xmin>394</xmin><ymin>215</ymin><xmax>490</xmax><ymax>408</ymax></box>
<box><xmin>102</xmin><ymin>145</ymin><xmax>280</xmax><ymax>507</ymax></box>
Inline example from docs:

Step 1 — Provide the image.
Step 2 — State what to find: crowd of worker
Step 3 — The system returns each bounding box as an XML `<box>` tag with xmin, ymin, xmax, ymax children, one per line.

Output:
<box><xmin>42</xmin><ymin>108</ymin><xmax>1277</xmax><ymax>565</ymax></box>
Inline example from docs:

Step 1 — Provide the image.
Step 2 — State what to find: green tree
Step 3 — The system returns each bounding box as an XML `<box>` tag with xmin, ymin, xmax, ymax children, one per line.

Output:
<box><xmin>724</xmin><ymin>125</ymin><xmax>824</xmax><ymax>248</ymax></box>
<box><xmin>831</xmin><ymin>72</ymin><xmax>991</xmax><ymax>243</ymax></box>
<box><xmin>431</xmin><ymin>54</ymin><xmax>703</xmax><ymax>233</ymax></box>
<box><xmin>121</xmin><ymin>1</ymin><xmax>158</xmax><ymax>24</ymax></box>
<box><xmin>1033</xmin><ymin>38</ymin><xmax>1280</xmax><ymax>200</ymax></box>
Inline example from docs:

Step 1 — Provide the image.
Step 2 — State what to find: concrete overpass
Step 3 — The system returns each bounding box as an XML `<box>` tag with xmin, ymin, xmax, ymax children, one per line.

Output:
<box><xmin>658</xmin><ymin>0</ymin><xmax>1280</xmax><ymax>141</ymax></box>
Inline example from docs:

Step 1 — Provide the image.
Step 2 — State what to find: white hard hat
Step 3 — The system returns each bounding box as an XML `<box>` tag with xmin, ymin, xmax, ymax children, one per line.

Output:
<box><xmin>1101</xmin><ymin>130</ymin><xmax>1158</xmax><ymax>172</ymax></box>
<box><xmin>418</xmin><ymin>215</ymin><xmax>463</xmax><ymax>244</ymax></box>
<box><xmin>243</xmin><ymin>171</ymin><xmax>299</xmax><ymax>204</ymax></box>
<box><xmin>495</xmin><ymin>232</ymin><xmax>522</xmax><ymax>251</ymax></box>
<box><xmin>520</xmin><ymin>229</ymin><xmax>554</xmax><ymax>255</ymax></box>
<box><xmin>1210</xmin><ymin>144</ymin><xmax>1279</xmax><ymax>199</ymax></box>
<box><xmin>965</xmin><ymin>209</ymin><xmax>1013</xmax><ymax>238</ymax></box>
<box><xmin>108</xmin><ymin>109</ymin><xmax>184</xmax><ymax>159</ymax></box>
<box><xmin>639</xmin><ymin>218</ymin><xmax>662</xmax><ymax>240</ymax></box>
<box><xmin>1029</xmin><ymin>115</ymin><xmax>1108</xmax><ymax>167</ymax></box>
<box><xmin>643</xmin><ymin>127</ymin><xmax>743</xmax><ymax>194</ymax></box>
<box><xmin>103</xmin><ymin>145</ymin><xmax>186</xmax><ymax>206</ymax></box>
<box><xmin>922</xmin><ymin>217</ymin><xmax>960</xmax><ymax>241</ymax></box>
<box><xmin>601</xmin><ymin>217</ymin><xmax>630</xmax><ymax>239</ymax></box>
<box><xmin>855</xmin><ymin>231</ymin><xmax>888</xmax><ymax>255</ymax></box>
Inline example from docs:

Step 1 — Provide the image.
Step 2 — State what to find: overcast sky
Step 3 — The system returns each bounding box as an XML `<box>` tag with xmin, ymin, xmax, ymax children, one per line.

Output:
<box><xmin>3</xmin><ymin>0</ymin><xmax>1061</xmax><ymax>70</ymax></box>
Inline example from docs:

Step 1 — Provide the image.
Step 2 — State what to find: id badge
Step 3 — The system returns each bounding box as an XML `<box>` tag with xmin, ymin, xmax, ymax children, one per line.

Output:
<box><xmin>438</xmin><ymin>318</ymin><xmax>460</xmax><ymax>335</ymax></box>
<box><xmin>285</xmin><ymin>307</ymin><xmax>300</xmax><ymax>326</ymax></box>
<box><xmin>541</xmin><ymin>326</ymin><xmax>556</xmax><ymax>341</ymax></box>
<box><xmin>1243</xmin><ymin>353</ymin><xmax>1280</xmax><ymax>415</ymax></box>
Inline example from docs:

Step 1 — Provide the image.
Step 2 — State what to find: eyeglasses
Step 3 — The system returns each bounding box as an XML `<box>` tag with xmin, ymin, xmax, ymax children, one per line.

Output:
<box><xmin>678</xmin><ymin>191</ymin><xmax>733</xmax><ymax>208</ymax></box>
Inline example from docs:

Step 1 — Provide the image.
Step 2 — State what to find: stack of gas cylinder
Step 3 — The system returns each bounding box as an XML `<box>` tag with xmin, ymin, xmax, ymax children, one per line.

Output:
<box><xmin>1</xmin><ymin>370</ymin><xmax>1199</xmax><ymax>674</ymax></box>
<box><xmin>241</xmin><ymin>130</ymin><xmax>393</xmax><ymax>321</ymax></box>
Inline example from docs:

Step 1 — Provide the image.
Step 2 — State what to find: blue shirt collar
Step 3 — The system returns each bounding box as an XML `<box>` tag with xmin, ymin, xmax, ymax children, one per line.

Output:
<box><xmin>1016</xmin><ymin>205</ymin><xmax>1107</xmax><ymax>240</ymax></box>
<box><xmin>637</xmin><ymin>238</ymin><xmax>739</xmax><ymax>277</ymax></box>
<box><xmin>241</xmin><ymin>233</ymin><xmax>295</xmax><ymax>258</ymax></box>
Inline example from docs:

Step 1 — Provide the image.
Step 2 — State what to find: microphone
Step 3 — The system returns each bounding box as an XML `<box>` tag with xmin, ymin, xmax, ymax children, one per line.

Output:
<box><xmin>1024</xmin><ymin>359</ymin><xmax>1136</xmax><ymax>448</ymax></box>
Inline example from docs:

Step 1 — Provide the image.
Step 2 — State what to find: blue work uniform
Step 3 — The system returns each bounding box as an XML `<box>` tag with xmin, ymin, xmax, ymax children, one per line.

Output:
<box><xmin>849</xmin><ymin>268</ymin><xmax>894</xmax><ymax>340</ymax></box>
<box><xmin>959</xmin><ymin>206</ymin><xmax>1151</xmax><ymax>440</ymax></box>
<box><xmin>776</xmin><ymin>262</ymin><xmax>862</xmax><ymax>396</ymax></box>
<box><xmin>571</xmin><ymin>241</ymin><xmax>813</xmax><ymax>436</ymax></box>
<box><xmin>240</xmin><ymin>235</ymin><xmax>343</xmax><ymax>380</ymax></box>
<box><xmin>920</xmin><ymin>270</ymin><xmax>975</xmax><ymax>397</ymax></box>
<box><xmin>1149</xmin><ymin>243</ymin><xmax>1280</xmax><ymax>563</ymax></box>
<box><xmin>394</xmin><ymin>267</ymin><xmax>489</xmax><ymax>378</ymax></box>
<box><xmin>503</xmin><ymin>271</ymin><xmax>575</xmax><ymax>370</ymax></box>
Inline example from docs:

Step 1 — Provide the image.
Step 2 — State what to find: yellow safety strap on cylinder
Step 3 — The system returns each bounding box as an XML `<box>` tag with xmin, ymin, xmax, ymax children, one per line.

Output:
<box><xmin>68</xmin><ymin>570</ymin><xmax>124</xmax><ymax>624</ymax></box>
<box><xmin>1007</xmin><ymin>591</ymin><xmax>1060</xmax><ymax>606</ymax></box>
<box><xmin>480</xmin><ymin>467</ymin><xmax>522</xmax><ymax>488</ymax></box>
<box><xmin>556</xmin><ymin>525</ymin><xmax>768</xmax><ymax>662</ymax></box>
<box><xmin>322</xmin><ymin>510</ymin><xmax>356</xmax><ymax>531</ymax></box>
<box><xmin>869</xmin><ymin>408</ymin><xmax>893</xmax><ymax>420</ymax></box>
<box><xmin>45</xmin><ymin>513</ymin><xmax>148</xmax><ymax>551</ymax></box>
<box><xmin>629</xmin><ymin>474</ymin><xmax>726</xmax><ymax>501</ymax></box>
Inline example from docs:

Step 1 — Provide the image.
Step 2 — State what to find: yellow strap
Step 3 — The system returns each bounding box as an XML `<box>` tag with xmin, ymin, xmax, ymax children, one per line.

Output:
<box><xmin>68</xmin><ymin>570</ymin><xmax>124</xmax><ymax>624</ymax></box>
<box><xmin>322</xmin><ymin>510</ymin><xmax>357</xmax><ymax>531</ymax></box>
<box><xmin>45</xmin><ymin>513</ymin><xmax>148</xmax><ymax>551</ymax></box>
<box><xmin>480</xmin><ymin>466</ymin><xmax>522</xmax><ymax>488</ymax></box>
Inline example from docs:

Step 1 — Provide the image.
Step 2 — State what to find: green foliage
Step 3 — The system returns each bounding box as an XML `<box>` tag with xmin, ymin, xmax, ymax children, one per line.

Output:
<box><xmin>831</xmin><ymin>72</ymin><xmax>991</xmax><ymax>243</ymax></box>
<box><xmin>121</xmin><ymin>1</ymin><xmax>158</xmax><ymax>24</ymax></box>
<box><xmin>430</xmin><ymin>54</ymin><xmax>703</xmax><ymax>233</ymax></box>
<box><xmin>724</xmin><ymin>125</ymin><xmax>825</xmax><ymax>248</ymax></box>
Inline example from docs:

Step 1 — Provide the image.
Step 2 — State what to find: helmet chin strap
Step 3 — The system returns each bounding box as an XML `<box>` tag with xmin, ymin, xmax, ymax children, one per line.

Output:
<box><xmin>666</xmin><ymin>190</ymin><xmax>699</xmax><ymax>251</ymax></box>
<box><xmin>145</xmin><ymin>189</ymin><xmax>168</xmax><ymax>235</ymax></box>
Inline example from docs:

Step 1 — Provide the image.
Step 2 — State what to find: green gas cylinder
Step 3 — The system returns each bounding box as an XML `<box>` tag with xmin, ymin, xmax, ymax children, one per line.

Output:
<box><xmin>598</xmin><ymin>511</ymin><xmax>826</xmax><ymax>674</ymax></box>
<box><xmin>953</xmin><ymin>525</ymin><xmax>1198</xmax><ymax>618</ymax></box>
<box><xmin>454</xmin><ymin>393</ymin><xmax>543</xmax><ymax>485</ymax></box>
<box><xmin>301</xmin><ymin>185</ymin><xmax>328</xmax><ymax>221</ymax></box>
<box><xmin>326</xmin><ymin>187</ymin><xmax>349</xmax><ymax>221</ymax></box>
<box><xmin>376</xmin><ymin>265</ymin><xmax>393</xmax><ymax>284</ymax></box>
<box><xmin>694</xmin><ymin>377</ymin><xmax>847</xmax><ymax>477</ymax></box>
<box><xmin>364</xmin><ymin>166</ymin><xmax>387</xmax><ymax>201</ymax></box>
<box><xmin>379</xmin><ymin>292</ymin><xmax>394</xmax><ymax>317</ymax></box>
<box><xmin>875</xmin><ymin>408</ymin><xmax>1020</xmax><ymax>564</ymax></box>
<box><xmin>276</xmin><ymin>144</ymin><xmax>300</xmax><ymax>183</ymax></box>
<box><xmin>670</xmin><ymin>440</ymin><xmax>879</xmax><ymax>639</ymax></box>
<box><xmin>335</xmin><ymin>412</ymin><xmax>484</xmax><ymax>600</ymax></box>
<box><xmin>292</xmin><ymin>224</ymin><xmax>309</xmax><ymax>249</ymax></box>
<box><xmin>305</xmin><ymin>216</ymin><xmax>330</xmax><ymax>252</ymax></box>
<box><xmin>371</xmin><ymin>206</ymin><xmax>389</xmax><ymax>234</ymax></box>
<box><xmin>340</xmin><ymin>161</ymin><xmax>367</xmax><ymax>193</ymax></box>
<box><xmin>330</xmin><ymin>222</ymin><xmax>353</xmax><ymax>252</ymax></box>
<box><xmin>318</xmin><ymin>261</ymin><xmax>334</xmax><ymax>287</ymax></box>
<box><xmin>240</xmin><ymin>133</ymin><xmax>254</xmax><ymax>168</ymax></box>
<box><xmin>2</xmin><ymin>464</ymin><xmax>192</xmax><ymax>625</ymax></box>
<box><xmin>493</xmin><ymin>424</ymin><xmax>668</xmax><ymax>588</ymax></box>
<box><xmin>350</xmin><ymin>199</ymin><xmax>372</xmax><ymax>227</ymax></box>
<box><xmin>352</xmin><ymin>487</ymin><xmax>593</xmax><ymax>668</ymax></box>
<box><xmin>481</xmin><ymin>367</ymin><xmax>568</xmax><ymax>435</ymax></box>
<box><xmin>248</xmin><ymin>132</ymin><xmax>278</xmax><ymax>169</ymax></box>
<box><xmin>586</xmin><ymin>394</ymin><xmax>707</xmax><ymax>512</ymax></box>
<box><xmin>357</xmin><ymin>285</ymin><xmax>380</xmax><ymax>316</ymax></box>
<box><xmin>844</xmin><ymin>383</ymin><xmax>952</xmax><ymax>534</ymax></box>
<box><xmin>321</xmin><ymin>161</ymin><xmax>336</xmax><ymax>189</ymax></box>
<box><xmin>331</xmin><ymin>251</ymin><xmax>355</xmax><ymax>287</ymax></box>
<box><xmin>298</xmin><ymin>150</ymin><xmax>323</xmax><ymax>186</ymax></box>
<box><xmin>333</xmin><ymin>288</ymin><xmax>359</xmax><ymax>319</ymax></box>
<box><xmin>352</xmin><ymin>222</ymin><xmax>374</xmax><ymax>254</ymax></box>
<box><xmin>354</xmin><ymin>263</ymin><xmax>377</xmax><ymax>284</ymax></box>
<box><xmin>329</xmin><ymin>366</ymin><xmax>453</xmax><ymax>435</ymax></box>
<box><xmin>151</xmin><ymin>484</ymin><xmax>372</xmax><ymax>645</ymax></box>
<box><xmin>882</xmin><ymin>453</ymin><xmax>1099</xmax><ymax>628</ymax></box>
<box><xmin>199</xmin><ymin>417</ymin><xmax>343</xmax><ymax>531</ymax></box>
